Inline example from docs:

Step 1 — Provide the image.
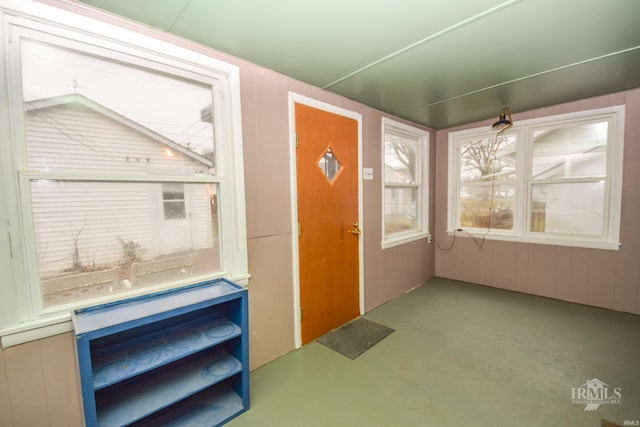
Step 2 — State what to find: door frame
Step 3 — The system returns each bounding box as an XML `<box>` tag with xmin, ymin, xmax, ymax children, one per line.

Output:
<box><xmin>288</xmin><ymin>92</ymin><xmax>364</xmax><ymax>348</ymax></box>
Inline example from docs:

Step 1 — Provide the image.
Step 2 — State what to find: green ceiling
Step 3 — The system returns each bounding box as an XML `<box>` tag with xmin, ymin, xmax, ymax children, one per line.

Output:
<box><xmin>78</xmin><ymin>0</ymin><xmax>640</xmax><ymax>129</ymax></box>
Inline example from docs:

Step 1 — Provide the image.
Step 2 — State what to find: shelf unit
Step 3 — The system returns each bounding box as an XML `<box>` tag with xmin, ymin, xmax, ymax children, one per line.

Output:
<box><xmin>72</xmin><ymin>278</ymin><xmax>249</xmax><ymax>426</ymax></box>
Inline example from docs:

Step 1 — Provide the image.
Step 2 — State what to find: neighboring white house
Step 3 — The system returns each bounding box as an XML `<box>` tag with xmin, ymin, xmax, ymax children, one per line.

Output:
<box><xmin>384</xmin><ymin>163</ymin><xmax>416</xmax><ymax>220</ymax></box>
<box><xmin>529</xmin><ymin>123</ymin><xmax>608</xmax><ymax>236</ymax></box>
<box><xmin>25</xmin><ymin>94</ymin><xmax>216</xmax><ymax>277</ymax></box>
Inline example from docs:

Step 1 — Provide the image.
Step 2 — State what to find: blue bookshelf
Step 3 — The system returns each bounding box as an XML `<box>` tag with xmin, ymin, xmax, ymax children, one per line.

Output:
<box><xmin>73</xmin><ymin>278</ymin><xmax>249</xmax><ymax>426</ymax></box>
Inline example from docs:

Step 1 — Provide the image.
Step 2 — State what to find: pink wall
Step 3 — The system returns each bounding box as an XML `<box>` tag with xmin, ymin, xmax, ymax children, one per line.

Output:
<box><xmin>0</xmin><ymin>2</ymin><xmax>434</xmax><ymax>425</ymax></box>
<box><xmin>360</xmin><ymin>109</ymin><xmax>436</xmax><ymax>309</ymax></box>
<box><xmin>239</xmin><ymin>54</ymin><xmax>435</xmax><ymax>367</ymax></box>
<box><xmin>434</xmin><ymin>88</ymin><xmax>640</xmax><ymax>315</ymax></box>
<box><xmin>0</xmin><ymin>334</ymin><xmax>84</xmax><ymax>426</ymax></box>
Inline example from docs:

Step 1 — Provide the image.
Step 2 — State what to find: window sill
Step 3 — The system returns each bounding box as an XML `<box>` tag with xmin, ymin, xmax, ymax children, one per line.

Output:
<box><xmin>382</xmin><ymin>231</ymin><xmax>429</xmax><ymax>249</ymax></box>
<box><xmin>0</xmin><ymin>273</ymin><xmax>251</xmax><ymax>349</ymax></box>
<box><xmin>1</xmin><ymin>314</ymin><xmax>73</xmax><ymax>348</ymax></box>
<box><xmin>446</xmin><ymin>229</ymin><xmax>621</xmax><ymax>251</ymax></box>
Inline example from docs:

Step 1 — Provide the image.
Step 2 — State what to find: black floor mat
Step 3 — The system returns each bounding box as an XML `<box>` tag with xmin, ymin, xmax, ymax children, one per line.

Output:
<box><xmin>316</xmin><ymin>318</ymin><xmax>394</xmax><ymax>359</ymax></box>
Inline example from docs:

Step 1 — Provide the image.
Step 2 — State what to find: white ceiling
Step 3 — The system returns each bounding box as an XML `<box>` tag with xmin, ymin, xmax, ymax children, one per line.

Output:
<box><xmin>77</xmin><ymin>0</ymin><xmax>640</xmax><ymax>129</ymax></box>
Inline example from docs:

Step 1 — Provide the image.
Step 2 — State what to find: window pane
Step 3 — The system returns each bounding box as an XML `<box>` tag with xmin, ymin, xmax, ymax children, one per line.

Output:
<box><xmin>163</xmin><ymin>183</ymin><xmax>186</xmax><ymax>219</ymax></box>
<box><xmin>459</xmin><ymin>184</ymin><xmax>514</xmax><ymax>230</ymax></box>
<box><xmin>532</xmin><ymin>121</ymin><xmax>608</xmax><ymax>179</ymax></box>
<box><xmin>317</xmin><ymin>146</ymin><xmax>342</xmax><ymax>183</ymax></box>
<box><xmin>21</xmin><ymin>40</ymin><xmax>215</xmax><ymax>176</ymax></box>
<box><xmin>460</xmin><ymin>134</ymin><xmax>516</xmax><ymax>183</ymax></box>
<box><xmin>163</xmin><ymin>201</ymin><xmax>186</xmax><ymax>219</ymax></box>
<box><xmin>384</xmin><ymin>187</ymin><xmax>417</xmax><ymax>235</ymax></box>
<box><xmin>385</xmin><ymin>133</ymin><xmax>417</xmax><ymax>184</ymax></box>
<box><xmin>530</xmin><ymin>182</ymin><xmax>605</xmax><ymax>236</ymax></box>
<box><xmin>162</xmin><ymin>183</ymin><xmax>185</xmax><ymax>200</ymax></box>
<box><xmin>31</xmin><ymin>180</ymin><xmax>221</xmax><ymax>307</ymax></box>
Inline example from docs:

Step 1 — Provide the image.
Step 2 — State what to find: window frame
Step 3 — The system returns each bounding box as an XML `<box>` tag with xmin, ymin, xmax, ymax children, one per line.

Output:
<box><xmin>455</xmin><ymin>131</ymin><xmax>520</xmax><ymax>235</ymax></box>
<box><xmin>381</xmin><ymin>117</ymin><xmax>430</xmax><ymax>249</ymax></box>
<box><xmin>447</xmin><ymin>106</ymin><xmax>625</xmax><ymax>250</ymax></box>
<box><xmin>0</xmin><ymin>2</ymin><xmax>248</xmax><ymax>347</ymax></box>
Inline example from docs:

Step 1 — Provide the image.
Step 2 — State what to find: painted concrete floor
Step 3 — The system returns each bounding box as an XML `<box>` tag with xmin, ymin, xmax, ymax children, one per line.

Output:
<box><xmin>228</xmin><ymin>278</ymin><xmax>640</xmax><ymax>427</ymax></box>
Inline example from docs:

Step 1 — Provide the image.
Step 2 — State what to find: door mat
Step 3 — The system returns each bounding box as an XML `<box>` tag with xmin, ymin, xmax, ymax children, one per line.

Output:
<box><xmin>602</xmin><ymin>420</ymin><xmax>622</xmax><ymax>427</ymax></box>
<box><xmin>317</xmin><ymin>318</ymin><xmax>394</xmax><ymax>359</ymax></box>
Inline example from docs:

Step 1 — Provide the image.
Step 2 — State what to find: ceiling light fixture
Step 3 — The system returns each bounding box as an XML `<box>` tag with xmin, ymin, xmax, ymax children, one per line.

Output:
<box><xmin>492</xmin><ymin>107</ymin><xmax>513</xmax><ymax>135</ymax></box>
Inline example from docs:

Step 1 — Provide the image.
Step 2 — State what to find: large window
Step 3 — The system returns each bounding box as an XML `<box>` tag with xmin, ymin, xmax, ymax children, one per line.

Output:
<box><xmin>382</xmin><ymin>118</ymin><xmax>430</xmax><ymax>248</ymax></box>
<box><xmin>0</xmin><ymin>4</ymin><xmax>247</xmax><ymax>345</ymax></box>
<box><xmin>448</xmin><ymin>106</ymin><xmax>624</xmax><ymax>249</ymax></box>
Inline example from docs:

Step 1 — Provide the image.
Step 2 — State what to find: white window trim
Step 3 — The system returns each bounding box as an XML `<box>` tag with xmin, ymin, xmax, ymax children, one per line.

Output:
<box><xmin>381</xmin><ymin>117</ymin><xmax>430</xmax><ymax>249</ymax></box>
<box><xmin>0</xmin><ymin>1</ymin><xmax>248</xmax><ymax>347</ymax></box>
<box><xmin>447</xmin><ymin>106</ymin><xmax>625</xmax><ymax>250</ymax></box>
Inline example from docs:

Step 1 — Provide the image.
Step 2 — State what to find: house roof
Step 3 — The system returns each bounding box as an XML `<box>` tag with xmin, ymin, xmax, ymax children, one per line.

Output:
<box><xmin>25</xmin><ymin>93</ymin><xmax>214</xmax><ymax>167</ymax></box>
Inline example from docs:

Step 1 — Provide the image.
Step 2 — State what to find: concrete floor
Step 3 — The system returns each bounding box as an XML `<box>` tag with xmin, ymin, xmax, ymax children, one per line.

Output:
<box><xmin>228</xmin><ymin>278</ymin><xmax>640</xmax><ymax>427</ymax></box>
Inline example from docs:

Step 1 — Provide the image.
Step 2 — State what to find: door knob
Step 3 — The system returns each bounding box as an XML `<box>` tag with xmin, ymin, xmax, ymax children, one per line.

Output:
<box><xmin>351</xmin><ymin>220</ymin><xmax>361</xmax><ymax>236</ymax></box>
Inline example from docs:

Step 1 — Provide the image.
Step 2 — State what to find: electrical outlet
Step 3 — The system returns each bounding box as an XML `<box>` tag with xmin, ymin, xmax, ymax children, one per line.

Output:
<box><xmin>363</xmin><ymin>168</ymin><xmax>374</xmax><ymax>180</ymax></box>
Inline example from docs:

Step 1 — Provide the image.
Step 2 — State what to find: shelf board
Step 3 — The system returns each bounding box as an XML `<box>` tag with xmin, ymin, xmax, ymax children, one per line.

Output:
<box><xmin>133</xmin><ymin>382</ymin><xmax>245</xmax><ymax>426</ymax></box>
<box><xmin>92</xmin><ymin>318</ymin><xmax>241</xmax><ymax>390</ymax></box>
<box><xmin>74</xmin><ymin>279</ymin><xmax>242</xmax><ymax>334</ymax></box>
<box><xmin>96</xmin><ymin>349</ymin><xmax>242</xmax><ymax>426</ymax></box>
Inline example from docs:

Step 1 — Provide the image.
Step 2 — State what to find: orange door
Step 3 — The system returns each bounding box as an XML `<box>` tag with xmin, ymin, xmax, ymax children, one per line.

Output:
<box><xmin>295</xmin><ymin>103</ymin><xmax>360</xmax><ymax>345</ymax></box>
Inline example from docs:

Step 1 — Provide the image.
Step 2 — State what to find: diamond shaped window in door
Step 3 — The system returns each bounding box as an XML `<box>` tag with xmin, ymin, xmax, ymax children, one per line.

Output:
<box><xmin>317</xmin><ymin>144</ymin><xmax>343</xmax><ymax>184</ymax></box>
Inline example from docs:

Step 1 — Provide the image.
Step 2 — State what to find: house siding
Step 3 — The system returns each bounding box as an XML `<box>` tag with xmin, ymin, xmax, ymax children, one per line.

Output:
<box><xmin>26</xmin><ymin>103</ymin><xmax>206</xmax><ymax>175</ymax></box>
<box><xmin>26</xmin><ymin>101</ymin><xmax>214</xmax><ymax>275</ymax></box>
<box><xmin>188</xmin><ymin>183</ymin><xmax>216</xmax><ymax>251</ymax></box>
<box><xmin>31</xmin><ymin>181</ymin><xmax>154</xmax><ymax>275</ymax></box>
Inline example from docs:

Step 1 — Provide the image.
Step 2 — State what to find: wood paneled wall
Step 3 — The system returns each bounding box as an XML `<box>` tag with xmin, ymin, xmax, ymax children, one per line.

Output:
<box><xmin>0</xmin><ymin>333</ymin><xmax>84</xmax><ymax>426</ymax></box>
